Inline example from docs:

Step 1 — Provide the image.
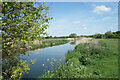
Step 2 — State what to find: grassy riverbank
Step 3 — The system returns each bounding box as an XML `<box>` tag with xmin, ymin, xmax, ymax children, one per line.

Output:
<box><xmin>42</xmin><ymin>39</ymin><xmax>118</xmax><ymax>78</ymax></box>
<box><xmin>29</xmin><ymin>39</ymin><xmax>69</xmax><ymax>50</ymax></box>
<box><xmin>16</xmin><ymin>39</ymin><xmax>69</xmax><ymax>54</ymax></box>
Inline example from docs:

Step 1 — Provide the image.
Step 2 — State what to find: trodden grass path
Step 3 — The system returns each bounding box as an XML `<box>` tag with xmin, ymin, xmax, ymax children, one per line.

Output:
<box><xmin>96</xmin><ymin>39</ymin><xmax>118</xmax><ymax>78</ymax></box>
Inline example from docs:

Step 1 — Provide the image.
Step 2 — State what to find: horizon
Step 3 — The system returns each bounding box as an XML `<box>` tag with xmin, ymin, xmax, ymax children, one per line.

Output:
<box><xmin>45</xmin><ymin>30</ymin><xmax>119</xmax><ymax>37</ymax></box>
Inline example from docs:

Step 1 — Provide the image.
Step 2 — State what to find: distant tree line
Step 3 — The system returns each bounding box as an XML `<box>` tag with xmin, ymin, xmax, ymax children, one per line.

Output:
<box><xmin>88</xmin><ymin>31</ymin><xmax>120</xmax><ymax>39</ymax></box>
<box><xmin>45</xmin><ymin>31</ymin><xmax>120</xmax><ymax>39</ymax></box>
<box><xmin>45</xmin><ymin>33</ymin><xmax>77</xmax><ymax>39</ymax></box>
<box><xmin>45</xmin><ymin>36</ymin><xmax>69</xmax><ymax>39</ymax></box>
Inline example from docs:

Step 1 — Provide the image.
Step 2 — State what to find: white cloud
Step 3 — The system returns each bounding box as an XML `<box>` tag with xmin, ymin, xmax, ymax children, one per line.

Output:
<box><xmin>93</xmin><ymin>5</ymin><xmax>111</xmax><ymax>14</ymax></box>
<box><xmin>82</xmin><ymin>24</ymin><xmax>87</xmax><ymax>30</ymax></box>
<box><xmin>102</xmin><ymin>17</ymin><xmax>111</xmax><ymax>21</ymax></box>
<box><xmin>83</xmin><ymin>27</ymin><xmax>87</xmax><ymax>30</ymax></box>
<box><xmin>82</xmin><ymin>24</ymin><xmax>86</xmax><ymax>27</ymax></box>
<box><xmin>72</xmin><ymin>21</ymin><xmax>80</xmax><ymax>24</ymax></box>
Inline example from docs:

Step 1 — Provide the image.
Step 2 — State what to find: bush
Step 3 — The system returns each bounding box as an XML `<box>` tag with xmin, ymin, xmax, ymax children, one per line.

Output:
<box><xmin>69</xmin><ymin>33</ymin><xmax>77</xmax><ymax>38</ymax></box>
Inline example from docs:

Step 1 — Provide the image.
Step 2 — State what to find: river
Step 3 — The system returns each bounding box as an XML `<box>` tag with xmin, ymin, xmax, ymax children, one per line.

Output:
<box><xmin>21</xmin><ymin>42</ymin><xmax>76</xmax><ymax>78</ymax></box>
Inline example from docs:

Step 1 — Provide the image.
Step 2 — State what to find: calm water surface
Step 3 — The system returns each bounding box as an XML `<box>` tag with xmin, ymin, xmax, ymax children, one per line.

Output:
<box><xmin>21</xmin><ymin>43</ymin><xmax>76</xmax><ymax>78</ymax></box>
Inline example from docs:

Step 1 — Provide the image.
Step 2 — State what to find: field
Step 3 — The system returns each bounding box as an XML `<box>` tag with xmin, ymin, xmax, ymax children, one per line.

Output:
<box><xmin>42</xmin><ymin>39</ymin><xmax>118</xmax><ymax>78</ymax></box>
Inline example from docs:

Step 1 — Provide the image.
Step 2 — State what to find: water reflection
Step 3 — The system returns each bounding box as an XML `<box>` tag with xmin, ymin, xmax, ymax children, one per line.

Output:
<box><xmin>2</xmin><ymin>42</ymin><xmax>76</xmax><ymax>79</ymax></box>
<box><xmin>32</xmin><ymin>49</ymin><xmax>42</xmax><ymax>55</ymax></box>
<box><xmin>21</xmin><ymin>43</ymin><xmax>75</xmax><ymax>78</ymax></box>
<box><xmin>70</xmin><ymin>41</ymin><xmax>76</xmax><ymax>45</ymax></box>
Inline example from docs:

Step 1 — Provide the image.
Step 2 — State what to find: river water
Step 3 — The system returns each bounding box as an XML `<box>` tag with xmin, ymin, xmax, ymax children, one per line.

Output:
<box><xmin>21</xmin><ymin>42</ymin><xmax>76</xmax><ymax>78</ymax></box>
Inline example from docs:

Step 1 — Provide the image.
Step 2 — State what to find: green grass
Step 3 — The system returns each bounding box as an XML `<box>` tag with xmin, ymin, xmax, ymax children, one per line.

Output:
<box><xmin>29</xmin><ymin>40</ymin><xmax>69</xmax><ymax>49</ymax></box>
<box><xmin>20</xmin><ymin>39</ymin><xmax>69</xmax><ymax>53</ymax></box>
<box><xmin>95</xmin><ymin>39</ymin><xmax>118</xmax><ymax>77</ymax></box>
<box><xmin>8</xmin><ymin>39</ymin><xmax>69</xmax><ymax>55</ymax></box>
<box><xmin>42</xmin><ymin>38</ymin><xmax>67</xmax><ymax>41</ymax></box>
<box><xmin>42</xmin><ymin>39</ymin><xmax>118</xmax><ymax>78</ymax></box>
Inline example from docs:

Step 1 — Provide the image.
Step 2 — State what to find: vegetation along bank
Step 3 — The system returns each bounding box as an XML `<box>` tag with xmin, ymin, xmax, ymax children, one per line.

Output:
<box><xmin>42</xmin><ymin>38</ymin><xmax>118</xmax><ymax>78</ymax></box>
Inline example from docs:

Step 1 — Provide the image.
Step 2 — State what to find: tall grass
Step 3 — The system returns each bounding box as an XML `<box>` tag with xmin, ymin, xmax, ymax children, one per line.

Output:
<box><xmin>29</xmin><ymin>40</ymin><xmax>69</xmax><ymax>49</ymax></box>
<box><xmin>15</xmin><ymin>40</ymin><xmax>69</xmax><ymax>54</ymax></box>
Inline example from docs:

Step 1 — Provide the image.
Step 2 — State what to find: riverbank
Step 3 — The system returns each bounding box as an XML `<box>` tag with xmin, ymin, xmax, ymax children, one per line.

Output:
<box><xmin>1</xmin><ymin>38</ymin><xmax>74</xmax><ymax>55</ymax></box>
<box><xmin>42</xmin><ymin>38</ymin><xmax>118</xmax><ymax>78</ymax></box>
<box><xmin>16</xmin><ymin>39</ymin><xmax>70</xmax><ymax>54</ymax></box>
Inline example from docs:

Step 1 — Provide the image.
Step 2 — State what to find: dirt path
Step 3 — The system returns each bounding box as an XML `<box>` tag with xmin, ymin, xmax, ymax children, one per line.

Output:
<box><xmin>76</xmin><ymin>37</ymin><xmax>100</xmax><ymax>51</ymax></box>
<box><xmin>76</xmin><ymin>37</ymin><xmax>98</xmax><ymax>45</ymax></box>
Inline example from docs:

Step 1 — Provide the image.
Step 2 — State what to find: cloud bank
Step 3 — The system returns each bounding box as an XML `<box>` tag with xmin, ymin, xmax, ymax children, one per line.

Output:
<box><xmin>93</xmin><ymin>5</ymin><xmax>111</xmax><ymax>14</ymax></box>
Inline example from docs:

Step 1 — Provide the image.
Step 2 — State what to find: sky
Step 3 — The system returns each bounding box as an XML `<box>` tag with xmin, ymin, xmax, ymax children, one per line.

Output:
<box><xmin>44</xmin><ymin>2</ymin><xmax>118</xmax><ymax>37</ymax></box>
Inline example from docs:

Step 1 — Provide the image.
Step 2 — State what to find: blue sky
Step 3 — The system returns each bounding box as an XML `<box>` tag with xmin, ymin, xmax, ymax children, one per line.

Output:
<box><xmin>45</xmin><ymin>2</ymin><xmax>118</xmax><ymax>37</ymax></box>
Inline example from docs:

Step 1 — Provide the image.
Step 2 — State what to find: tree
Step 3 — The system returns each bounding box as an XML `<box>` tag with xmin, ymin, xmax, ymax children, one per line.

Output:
<box><xmin>105</xmin><ymin>31</ymin><xmax>112</xmax><ymax>38</ymax></box>
<box><xmin>1</xmin><ymin>2</ymin><xmax>52</xmax><ymax>79</ymax></box>
<box><xmin>69</xmin><ymin>33</ymin><xmax>77</xmax><ymax>38</ymax></box>
<box><xmin>115</xmin><ymin>31</ymin><xmax>120</xmax><ymax>38</ymax></box>
<box><xmin>54</xmin><ymin>36</ymin><xmax>57</xmax><ymax>38</ymax></box>
<box><xmin>93</xmin><ymin>33</ymin><xmax>103</xmax><ymax>38</ymax></box>
<box><xmin>49</xmin><ymin>36</ymin><xmax>52</xmax><ymax>38</ymax></box>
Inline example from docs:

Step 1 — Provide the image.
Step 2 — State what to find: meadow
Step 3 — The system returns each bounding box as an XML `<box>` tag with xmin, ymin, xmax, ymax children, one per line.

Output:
<box><xmin>42</xmin><ymin>39</ymin><xmax>118</xmax><ymax>78</ymax></box>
